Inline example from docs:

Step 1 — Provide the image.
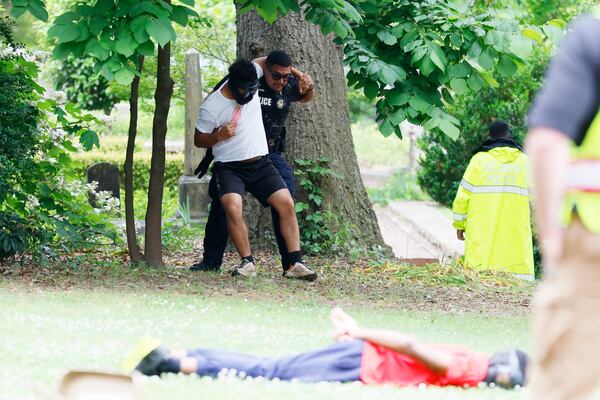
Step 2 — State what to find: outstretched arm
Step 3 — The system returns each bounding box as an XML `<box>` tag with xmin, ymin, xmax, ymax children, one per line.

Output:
<box><xmin>330</xmin><ymin>308</ymin><xmax>453</xmax><ymax>374</ymax></box>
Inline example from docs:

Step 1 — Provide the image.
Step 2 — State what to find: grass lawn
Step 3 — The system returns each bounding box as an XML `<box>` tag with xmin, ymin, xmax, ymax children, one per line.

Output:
<box><xmin>2</xmin><ymin>284</ymin><xmax>529</xmax><ymax>400</ymax></box>
<box><xmin>0</xmin><ymin>256</ymin><xmax>538</xmax><ymax>400</ymax></box>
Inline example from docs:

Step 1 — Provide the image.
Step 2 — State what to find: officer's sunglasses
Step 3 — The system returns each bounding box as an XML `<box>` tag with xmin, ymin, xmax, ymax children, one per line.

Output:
<box><xmin>267</xmin><ymin>65</ymin><xmax>291</xmax><ymax>82</ymax></box>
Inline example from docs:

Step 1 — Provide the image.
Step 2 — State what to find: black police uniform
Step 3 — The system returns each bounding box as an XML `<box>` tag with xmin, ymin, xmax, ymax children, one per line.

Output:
<box><xmin>199</xmin><ymin>75</ymin><xmax>305</xmax><ymax>271</ymax></box>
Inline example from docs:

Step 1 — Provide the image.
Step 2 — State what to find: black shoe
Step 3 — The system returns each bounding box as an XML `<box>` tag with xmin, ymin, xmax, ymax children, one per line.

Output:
<box><xmin>190</xmin><ymin>260</ymin><xmax>221</xmax><ymax>272</ymax></box>
<box><xmin>134</xmin><ymin>346</ymin><xmax>170</xmax><ymax>376</ymax></box>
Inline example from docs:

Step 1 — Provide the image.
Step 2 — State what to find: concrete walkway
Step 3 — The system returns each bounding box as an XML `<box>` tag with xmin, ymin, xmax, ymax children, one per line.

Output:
<box><xmin>374</xmin><ymin>201</ymin><xmax>464</xmax><ymax>261</ymax></box>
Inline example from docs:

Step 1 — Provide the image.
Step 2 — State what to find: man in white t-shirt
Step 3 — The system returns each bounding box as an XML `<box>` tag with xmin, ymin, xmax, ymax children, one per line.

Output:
<box><xmin>194</xmin><ymin>59</ymin><xmax>316</xmax><ymax>280</ymax></box>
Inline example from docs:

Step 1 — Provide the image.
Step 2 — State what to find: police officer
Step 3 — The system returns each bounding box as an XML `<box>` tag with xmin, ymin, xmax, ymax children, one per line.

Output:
<box><xmin>526</xmin><ymin>9</ymin><xmax>600</xmax><ymax>400</ymax></box>
<box><xmin>191</xmin><ymin>50</ymin><xmax>317</xmax><ymax>280</ymax></box>
<box><xmin>452</xmin><ymin>120</ymin><xmax>534</xmax><ymax>280</ymax></box>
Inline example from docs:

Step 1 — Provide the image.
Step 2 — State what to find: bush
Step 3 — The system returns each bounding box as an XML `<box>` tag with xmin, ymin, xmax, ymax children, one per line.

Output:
<box><xmin>0</xmin><ymin>20</ymin><xmax>116</xmax><ymax>261</ymax></box>
<box><xmin>417</xmin><ymin>51</ymin><xmax>548</xmax><ymax>207</ymax></box>
<box><xmin>367</xmin><ymin>169</ymin><xmax>428</xmax><ymax>206</ymax></box>
<box><xmin>71</xmin><ymin>151</ymin><xmax>184</xmax><ymax>193</ymax></box>
<box><xmin>52</xmin><ymin>55</ymin><xmax>120</xmax><ymax>113</ymax></box>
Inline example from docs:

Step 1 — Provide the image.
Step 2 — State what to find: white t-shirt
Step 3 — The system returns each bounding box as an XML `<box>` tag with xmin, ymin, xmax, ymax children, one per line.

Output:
<box><xmin>195</xmin><ymin>63</ymin><xmax>268</xmax><ymax>163</ymax></box>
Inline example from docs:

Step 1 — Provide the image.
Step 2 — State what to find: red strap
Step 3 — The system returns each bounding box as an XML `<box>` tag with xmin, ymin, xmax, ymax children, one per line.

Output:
<box><xmin>230</xmin><ymin>105</ymin><xmax>242</xmax><ymax>127</ymax></box>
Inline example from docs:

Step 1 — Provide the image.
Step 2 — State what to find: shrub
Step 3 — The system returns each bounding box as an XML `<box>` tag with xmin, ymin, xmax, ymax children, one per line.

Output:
<box><xmin>71</xmin><ymin>151</ymin><xmax>184</xmax><ymax>193</ymax></box>
<box><xmin>52</xmin><ymin>55</ymin><xmax>120</xmax><ymax>113</ymax></box>
<box><xmin>0</xmin><ymin>20</ymin><xmax>116</xmax><ymax>261</ymax></box>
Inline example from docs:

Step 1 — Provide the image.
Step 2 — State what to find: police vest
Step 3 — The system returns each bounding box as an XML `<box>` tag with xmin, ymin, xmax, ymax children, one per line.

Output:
<box><xmin>562</xmin><ymin>110</ymin><xmax>600</xmax><ymax>233</ymax></box>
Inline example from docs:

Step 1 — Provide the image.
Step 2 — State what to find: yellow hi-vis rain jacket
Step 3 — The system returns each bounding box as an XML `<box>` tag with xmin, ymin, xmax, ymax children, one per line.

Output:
<box><xmin>452</xmin><ymin>147</ymin><xmax>534</xmax><ymax>276</ymax></box>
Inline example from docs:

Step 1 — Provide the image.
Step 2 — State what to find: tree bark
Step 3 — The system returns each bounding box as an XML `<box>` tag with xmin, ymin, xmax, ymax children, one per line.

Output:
<box><xmin>124</xmin><ymin>56</ymin><xmax>144</xmax><ymax>263</ymax></box>
<box><xmin>236</xmin><ymin>9</ymin><xmax>389</xmax><ymax>254</ymax></box>
<box><xmin>144</xmin><ymin>40</ymin><xmax>174</xmax><ymax>266</ymax></box>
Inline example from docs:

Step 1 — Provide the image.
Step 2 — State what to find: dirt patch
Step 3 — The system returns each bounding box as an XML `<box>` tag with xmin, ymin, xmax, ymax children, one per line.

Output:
<box><xmin>0</xmin><ymin>250</ymin><xmax>533</xmax><ymax>317</ymax></box>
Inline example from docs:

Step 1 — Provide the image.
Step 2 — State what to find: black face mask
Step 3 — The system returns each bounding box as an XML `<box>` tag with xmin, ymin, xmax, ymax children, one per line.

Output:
<box><xmin>228</xmin><ymin>78</ymin><xmax>259</xmax><ymax>105</ymax></box>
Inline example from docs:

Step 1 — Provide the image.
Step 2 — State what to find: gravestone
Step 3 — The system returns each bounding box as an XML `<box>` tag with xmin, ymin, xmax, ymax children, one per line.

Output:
<box><xmin>87</xmin><ymin>162</ymin><xmax>120</xmax><ymax>207</ymax></box>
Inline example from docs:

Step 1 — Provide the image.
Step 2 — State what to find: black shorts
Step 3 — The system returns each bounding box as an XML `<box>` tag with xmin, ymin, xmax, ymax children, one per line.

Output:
<box><xmin>213</xmin><ymin>156</ymin><xmax>288</xmax><ymax>207</ymax></box>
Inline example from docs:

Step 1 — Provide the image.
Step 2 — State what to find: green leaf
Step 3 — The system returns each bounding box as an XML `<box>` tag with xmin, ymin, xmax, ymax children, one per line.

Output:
<box><xmin>377</xmin><ymin>30</ymin><xmax>397</xmax><ymax>45</ymax></box>
<box><xmin>115</xmin><ymin>35</ymin><xmax>138</xmax><ymax>57</ymax></box>
<box><xmin>522</xmin><ymin>27</ymin><xmax>543</xmax><ymax>44</ymax></box>
<box><xmin>146</xmin><ymin>17</ymin><xmax>175</xmax><ymax>47</ymax></box>
<box><xmin>418</xmin><ymin>55</ymin><xmax>436</xmax><ymax>77</ymax></box>
<box><xmin>364</xmin><ymin>80</ymin><xmax>379</xmax><ymax>100</ymax></box>
<box><xmin>115</xmin><ymin>68</ymin><xmax>135</xmax><ymax>85</ymax></box>
<box><xmin>428</xmin><ymin>43</ymin><xmax>447</xmax><ymax>72</ymax></box>
<box><xmin>451</xmin><ymin>63</ymin><xmax>471</xmax><ymax>78</ymax></box>
<box><xmin>477</xmin><ymin>47</ymin><xmax>497</xmax><ymax>70</ymax></box>
<box><xmin>137</xmin><ymin>40</ymin><xmax>155</xmax><ymax>56</ymax></box>
<box><xmin>53</xmin><ymin>23</ymin><xmax>81</xmax><ymax>43</ymax></box>
<box><xmin>171</xmin><ymin>5</ymin><xmax>189</xmax><ymax>26</ymax></box>
<box><xmin>54</xmin><ymin>11</ymin><xmax>79</xmax><ymax>25</ymax></box>
<box><xmin>510</xmin><ymin>36</ymin><xmax>533</xmax><ymax>59</ymax></box>
<box><xmin>379</xmin><ymin>64</ymin><xmax>405</xmax><ymax>85</ymax></box>
<box><xmin>479</xmin><ymin>71</ymin><xmax>499</xmax><ymax>88</ymax></box>
<box><xmin>178</xmin><ymin>0</ymin><xmax>194</xmax><ymax>5</ymax></box>
<box><xmin>449</xmin><ymin>78</ymin><xmax>467</xmax><ymax>94</ymax></box>
<box><xmin>80</xmin><ymin>129</ymin><xmax>100</xmax><ymax>150</ymax></box>
<box><xmin>410</xmin><ymin>46</ymin><xmax>428</xmax><ymax>65</ymax></box>
<box><xmin>379</xmin><ymin>119</ymin><xmax>394</xmax><ymax>137</ymax></box>
<box><xmin>28</xmin><ymin>0</ymin><xmax>48</xmax><ymax>22</ymax></box>
<box><xmin>408</xmin><ymin>94</ymin><xmax>430</xmax><ymax>113</ymax></box>
<box><xmin>332</xmin><ymin>20</ymin><xmax>349</xmax><ymax>39</ymax></box>
<box><xmin>85</xmin><ymin>39</ymin><xmax>110</xmax><ymax>61</ymax></box>
<box><xmin>10</xmin><ymin>6</ymin><xmax>27</xmax><ymax>18</ymax></box>
<box><xmin>438</xmin><ymin>120</ymin><xmax>460</xmax><ymax>140</ymax></box>
<box><xmin>52</xmin><ymin>43</ymin><xmax>73</xmax><ymax>59</ymax></box>
<box><xmin>467</xmin><ymin>73</ymin><xmax>484</xmax><ymax>92</ymax></box>
<box><xmin>497</xmin><ymin>55</ymin><xmax>517</xmax><ymax>77</ymax></box>
<box><xmin>387</xmin><ymin>89</ymin><xmax>410</xmax><ymax>106</ymax></box>
<box><xmin>390</xmin><ymin>109</ymin><xmax>405</xmax><ymax>125</ymax></box>
<box><xmin>547</xmin><ymin>18</ymin><xmax>567</xmax><ymax>29</ymax></box>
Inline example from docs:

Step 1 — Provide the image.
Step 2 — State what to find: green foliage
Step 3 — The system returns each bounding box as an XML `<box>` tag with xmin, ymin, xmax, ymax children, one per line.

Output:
<box><xmin>367</xmin><ymin>169</ymin><xmax>428</xmax><ymax>206</ymax></box>
<box><xmin>343</xmin><ymin>1</ymin><xmax>542</xmax><ymax>140</ymax></box>
<box><xmin>52</xmin><ymin>55</ymin><xmax>120</xmax><ymax>113</ymax></box>
<box><xmin>2</xmin><ymin>0</ymin><xmax>49</xmax><ymax>22</ymax></box>
<box><xmin>294</xmin><ymin>158</ymin><xmax>339</xmax><ymax>255</ymax></box>
<box><xmin>71</xmin><ymin>151</ymin><xmax>183</xmax><ymax>194</ymax></box>
<box><xmin>0</xmin><ymin>22</ymin><xmax>115</xmax><ymax>260</ymax></box>
<box><xmin>347</xmin><ymin>87</ymin><xmax>374</xmax><ymax>123</ymax></box>
<box><xmin>416</xmin><ymin>50</ymin><xmax>548</xmax><ymax>207</ymax></box>
<box><xmin>47</xmin><ymin>0</ymin><xmax>199</xmax><ymax>85</ymax></box>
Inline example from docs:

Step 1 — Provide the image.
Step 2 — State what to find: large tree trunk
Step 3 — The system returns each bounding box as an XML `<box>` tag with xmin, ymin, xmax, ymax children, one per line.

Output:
<box><xmin>144</xmin><ymin>41</ymin><xmax>174</xmax><ymax>266</ymax></box>
<box><xmin>236</xmin><ymin>9</ymin><xmax>389</xmax><ymax>254</ymax></box>
<box><xmin>124</xmin><ymin>56</ymin><xmax>144</xmax><ymax>263</ymax></box>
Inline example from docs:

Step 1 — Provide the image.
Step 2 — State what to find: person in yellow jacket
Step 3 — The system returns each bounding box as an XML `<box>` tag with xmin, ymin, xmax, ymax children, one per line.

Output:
<box><xmin>452</xmin><ymin>120</ymin><xmax>534</xmax><ymax>280</ymax></box>
<box><xmin>526</xmin><ymin>10</ymin><xmax>600</xmax><ymax>400</ymax></box>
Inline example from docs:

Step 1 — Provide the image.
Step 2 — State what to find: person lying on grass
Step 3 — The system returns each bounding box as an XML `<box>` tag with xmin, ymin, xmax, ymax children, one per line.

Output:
<box><xmin>124</xmin><ymin>308</ymin><xmax>528</xmax><ymax>389</ymax></box>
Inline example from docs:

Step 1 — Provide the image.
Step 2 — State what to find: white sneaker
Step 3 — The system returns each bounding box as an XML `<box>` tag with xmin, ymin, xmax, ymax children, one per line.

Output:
<box><xmin>230</xmin><ymin>259</ymin><xmax>257</xmax><ymax>277</ymax></box>
<box><xmin>284</xmin><ymin>262</ymin><xmax>317</xmax><ymax>281</ymax></box>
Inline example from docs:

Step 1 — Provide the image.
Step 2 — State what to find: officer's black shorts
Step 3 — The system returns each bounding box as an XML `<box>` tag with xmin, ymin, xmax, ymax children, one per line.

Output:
<box><xmin>213</xmin><ymin>156</ymin><xmax>288</xmax><ymax>207</ymax></box>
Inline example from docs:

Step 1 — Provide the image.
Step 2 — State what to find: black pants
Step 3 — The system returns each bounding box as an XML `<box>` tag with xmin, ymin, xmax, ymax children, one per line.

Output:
<box><xmin>201</xmin><ymin>152</ymin><xmax>297</xmax><ymax>271</ymax></box>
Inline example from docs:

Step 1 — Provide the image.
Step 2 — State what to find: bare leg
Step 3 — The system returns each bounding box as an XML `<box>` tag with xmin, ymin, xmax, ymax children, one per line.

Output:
<box><xmin>220</xmin><ymin>193</ymin><xmax>250</xmax><ymax>258</ymax></box>
<box><xmin>267</xmin><ymin>189</ymin><xmax>300</xmax><ymax>253</ymax></box>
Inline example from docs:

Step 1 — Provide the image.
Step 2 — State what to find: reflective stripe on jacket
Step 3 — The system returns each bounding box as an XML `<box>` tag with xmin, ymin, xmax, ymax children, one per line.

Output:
<box><xmin>452</xmin><ymin>147</ymin><xmax>534</xmax><ymax>275</ymax></box>
<box><xmin>562</xmin><ymin>109</ymin><xmax>600</xmax><ymax>232</ymax></box>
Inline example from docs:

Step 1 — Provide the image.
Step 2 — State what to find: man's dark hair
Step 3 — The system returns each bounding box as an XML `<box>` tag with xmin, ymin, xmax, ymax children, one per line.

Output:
<box><xmin>267</xmin><ymin>50</ymin><xmax>292</xmax><ymax>68</ymax></box>
<box><xmin>228</xmin><ymin>59</ymin><xmax>258</xmax><ymax>83</ymax></box>
<box><xmin>489</xmin><ymin>120</ymin><xmax>510</xmax><ymax>139</ymax></box>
